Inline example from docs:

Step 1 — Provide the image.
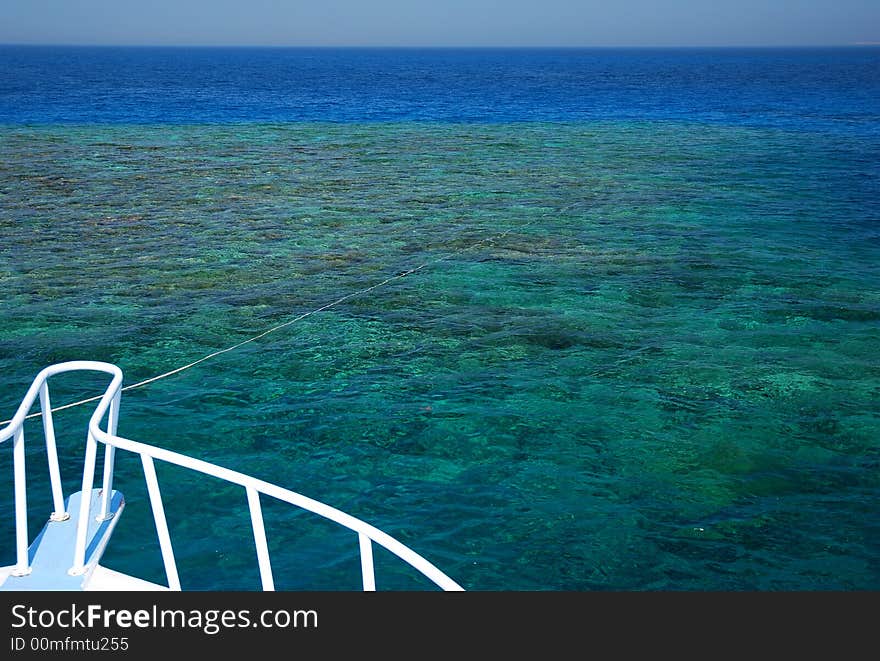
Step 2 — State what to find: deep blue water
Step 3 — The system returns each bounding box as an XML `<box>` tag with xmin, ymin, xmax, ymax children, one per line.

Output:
<box><xmin>1</xmin><ymin>46</ymin><xmax>879</xmax><ymax>591</ymax></box>
<box><xmin>1</xmin><ymin>46</ymin><xmax>879</xmax><ymax>131</ymax></box>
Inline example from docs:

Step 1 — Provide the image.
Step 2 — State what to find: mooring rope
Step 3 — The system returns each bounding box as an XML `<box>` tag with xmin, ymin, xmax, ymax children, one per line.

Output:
<box><xmin>3</xmin><ymin>205</ymin><xmax>577</xmax><ymax>425</ymax></box>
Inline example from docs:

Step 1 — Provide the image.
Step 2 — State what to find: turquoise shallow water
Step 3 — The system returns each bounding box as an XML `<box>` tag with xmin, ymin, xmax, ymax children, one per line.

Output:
<box><xmin>1</xmin><ymin>121</ymin><xmax>879</xmax><ymax>590</ymax></box>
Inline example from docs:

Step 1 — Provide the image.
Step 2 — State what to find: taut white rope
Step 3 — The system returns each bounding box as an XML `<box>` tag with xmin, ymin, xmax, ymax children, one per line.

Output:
<box><xmin>3</xmin><ymin>204</ymin><xmax>577</xmax><ymax>425</ymax></box>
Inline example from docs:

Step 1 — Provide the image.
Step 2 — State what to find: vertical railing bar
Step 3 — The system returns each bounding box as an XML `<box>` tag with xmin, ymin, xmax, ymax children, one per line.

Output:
<box><xmin>69</xmin><ymin>430</ymin><xmax>99</xmax><ymax>575</ymax></box>
<box><xmin>140</xmin><ymin>454</ymin><xmax>181</xmax><ymax>591</ymax></box>
<box><xmin>246</xmin><ymin>486</ymin><xmax>275</xmax><ymax>591</ymax></box>
<box><xmin>108</xmin><ymin>390</ymin><xmax>120</xmax><ymax>436</ymax></box>
<box><xmin>359</xmin><ymin>532</ymin><xmax>376</xmax><ymax>591</ymax></box>
<box><xmin>98</xmin><ymin>445</ymin><xmax>115</xmax><ymax>521</ymax></box>
<box><xmin>11</xmin><ymin>427</ymin><xmax>31</xmax><ymax>576</ymax></box>
<box><xmin>97</xmin><ymin>391</ymin><xmax>120</xmax><ymax>521</ymax></box>
<box><xmin>39</xmin><ymin>383</ymin><xmax>67</xmax><ymax>521</ymax></box>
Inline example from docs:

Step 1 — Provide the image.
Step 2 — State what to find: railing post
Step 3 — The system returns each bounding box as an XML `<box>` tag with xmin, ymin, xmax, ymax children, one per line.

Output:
<box><xmin>97</xmin><ymin>445</ymin><xmax>116</xmax><ymax>522</ymax></box>
<box><xmin>141</xmin><ymin>454</ymin><xmax>181</xmax><ymax>591</ymax></box>
<box><xmin>39</xmin><ymin>383</ymin><xmax>68</xmax><ymax>522</ymax></box>
<box><xmin>97</xmin><ymin>391</ymin><xmax>120</xmax><ymax>521</ymax></box>
<box><xmin>69</xmin><ymin>430</ymin><xmax>99</xmax><ymax>575</ymax></box>
<box><xmin>11</xmin><ymin>427</ymin><xmax>31</xmax><ymax>577</ymax></box>
<box><xmin>246</xmin><ymin>487</ymin><xmax>274</xmax><ymax>591</ymax></box>
<box><xmin>359</xmin><ymin>532</ymin><xmax>376</xmax><ymax>591</ymax></box>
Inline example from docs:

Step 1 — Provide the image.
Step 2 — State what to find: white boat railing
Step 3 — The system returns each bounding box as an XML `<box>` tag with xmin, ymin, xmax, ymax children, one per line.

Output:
<box><xmin>0</xmin><ymin>361</ymin><xmax>464</xmax><ymax>591</ymax></box>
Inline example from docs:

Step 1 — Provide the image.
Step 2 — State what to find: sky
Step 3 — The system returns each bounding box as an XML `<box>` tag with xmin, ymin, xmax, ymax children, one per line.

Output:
<box><xmin>2</xmin><ymin>0</ymin><xmax>879</xmax><ymax>48</ymax></box>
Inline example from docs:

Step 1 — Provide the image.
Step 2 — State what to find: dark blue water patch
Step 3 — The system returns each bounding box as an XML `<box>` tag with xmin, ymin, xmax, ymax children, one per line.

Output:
<box><xmin>1</xmin><ymin>46</ymin><xmax>879</xmax><ymax>132</ymax></box>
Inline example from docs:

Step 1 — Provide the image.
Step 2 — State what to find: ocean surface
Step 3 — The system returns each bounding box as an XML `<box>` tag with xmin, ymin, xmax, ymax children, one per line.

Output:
<box><xmin>0</xmin><ymin>46</ymin><xmax>878</xmax><ymax>590</ymax></box>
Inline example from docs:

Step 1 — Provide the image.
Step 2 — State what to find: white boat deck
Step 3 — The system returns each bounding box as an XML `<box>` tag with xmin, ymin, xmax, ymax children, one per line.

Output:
<box><xmin>0</xmin><ymin>487</ymin><xmax>166</xmax><ymax>591</ymax></box>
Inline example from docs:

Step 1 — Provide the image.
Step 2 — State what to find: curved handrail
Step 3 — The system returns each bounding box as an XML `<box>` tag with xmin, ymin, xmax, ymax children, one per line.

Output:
<box><xmin>0</xmin><ymin>361</ymin><xmax>122</xmax><ymax>577</ymax></box>
<box><xmin>0</xmin><ymin>361</ymin><xmax>122</xmax><ymax>443</ymax></box>
<box><xmin>89</xmin><ymin>428</ymin><xmax>464</xmax><ymax>591</ymax></box>
<box><xmin>3</xmin><ymin>362</ymin><xmax>463</xmax><ymax>591</ymax></box>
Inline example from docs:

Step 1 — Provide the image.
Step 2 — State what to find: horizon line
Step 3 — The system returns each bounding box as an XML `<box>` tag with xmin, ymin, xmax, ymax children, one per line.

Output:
<box><xmin>1</xmin><ymin>41</ymin><xmax>878</xmax><ymax>50</ymax></box>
